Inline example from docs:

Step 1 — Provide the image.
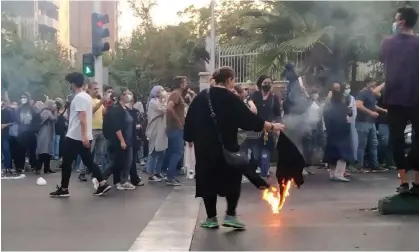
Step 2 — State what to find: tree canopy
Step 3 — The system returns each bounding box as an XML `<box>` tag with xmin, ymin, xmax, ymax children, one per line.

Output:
<box><xmin>1</xmin><ymin>13</ymin><xmax>74</xmax><ymax>101</ymax></box>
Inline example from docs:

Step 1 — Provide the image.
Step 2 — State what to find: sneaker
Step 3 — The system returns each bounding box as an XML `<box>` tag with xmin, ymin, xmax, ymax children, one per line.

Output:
<box><xmin>142</xmin><ymin>168</ymin><xmax>147</xmax><ymax>174</ymax></box>
<box><xmin>50</xmin><ymin>186</ymin><xmax>70</xmax><ymax>198</ymax></box>
<box><xmin>346</xmin><ymin>165</ymin><xmax>358</xmax><ymax>173</ymax></box>
<box><xmin>149</xmin><ymin>175</ymin><xmax>162</xmax><ymax>182</ymax></box>
<box><xmin>387</xmin><ymin>166</ymin><xmax>397</xmax><ymax>170</ymax></box>
<box><xmin>78</xmin><ymin>174</ymin><xmax>87</xmax><ymax>182</ymax></box>
<box><xmin>132</xmin><ymin>177</ymin><xmax>145</xmax><ymax>186</ymax></box>
<box><xmin>200</xmin><ymin>217</ymin><xmax>219</xmax><ymax>229</ymax></box>
<box><xmin>397</xmin><ymin>183</ymin><xmax>410</xmax><ymax>195</ymax></box>
<box><xmin>140</xmin><ymin>160</ymin><xmax>146</xmax><ymax>166</ymax></box>
<box><xmin>166</xmin><ymin>178</ymin><xmax>181</xmax><ymax>186</ymax></box>
<box><xmin>241</xmin><ymin>177</ymin><xmax>249</xmax><ymax>183</ymax></box>
<box><xmin>92</xmin><ymin>178</ymin><xmax>99</xmax><ymax>190</ymax></box>
<box><xmin>256</xmin><ymin>167</ymin><xmax>261</xmax><ymax>174</ymax></box>
<box><xmin>334</xmin><ymin>176</ymin><xmax>350</xmax><ymax>182</ymax></box>
<box><xmin>302</xmin><ymin>169</ymin><xmax>309</xmax><ymax>176</ymax></box>
<box><xmin>222</xmin><ymin>215</ymin><xmax>245</xmax><ymax>229</ymax></box>
<box><xmin>371</xmin><ymin>167</ymin><xmax>388</xmax><ymax>173</ymax></box>
<box><xmin>122</xmin><ymin>182</ymin><xmax>136</xmax><ymax>190</ymax></box>
<box><xmin>94</xmin><ymin>182</ymin><xmax>112</xmax><ymax>196</ymax></box>
<box><xmin>410</xmin><ymin>183</ymin><xmax>419</xmax><ymax>196</ymax></box>
<box><xmin>116</xmin><ymin>183</ymin><xmax>125</xmax><ymax>190</ymax></box>
<box><xmin>155</xmin><ymin>173</ymin><xmax>164</xmax><ymax>179</ymax></box>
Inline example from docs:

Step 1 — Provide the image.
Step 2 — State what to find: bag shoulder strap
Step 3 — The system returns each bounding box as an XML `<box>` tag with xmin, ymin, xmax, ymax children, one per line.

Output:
<box><xmin>206</xmin><ymin>88</ymin><xmax>225</xmax><ymax>148</ymax></box>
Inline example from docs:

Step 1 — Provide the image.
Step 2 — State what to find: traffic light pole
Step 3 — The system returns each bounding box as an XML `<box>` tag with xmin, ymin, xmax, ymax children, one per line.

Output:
<box><xmin>93</xmin><ymin>1</ymin><xmax>103</xmax><ymax>94</ymax></box>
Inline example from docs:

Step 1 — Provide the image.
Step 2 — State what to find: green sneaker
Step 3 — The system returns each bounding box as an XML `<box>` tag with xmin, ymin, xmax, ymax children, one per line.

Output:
<box><xmin>346</xmin><ymin>165</ymin><xmax>357</xmax><ymax>172</ymax></box>
<box><xmin>200</xmin><ymin>217</ymin><xmax>219</xmax><ymax>229</ymax></box>
<box><xmin>222</xmin><ymin>215</ymin><xmax>246</xmax><ymax>229</ymax></box>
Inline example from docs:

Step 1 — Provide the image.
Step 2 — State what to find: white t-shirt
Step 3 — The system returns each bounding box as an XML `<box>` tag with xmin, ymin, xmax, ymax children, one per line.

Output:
<box><xmin>66</xmin><ymin>92</ymin><xmax>93</xmax><ymax>141</ymax></box>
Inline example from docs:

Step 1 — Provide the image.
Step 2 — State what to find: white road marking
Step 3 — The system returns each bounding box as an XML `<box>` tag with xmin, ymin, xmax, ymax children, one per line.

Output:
<box><xmin>129</xmin><ymin>186</ymin><xmax>201</xmax><ymax>251</ymax></box>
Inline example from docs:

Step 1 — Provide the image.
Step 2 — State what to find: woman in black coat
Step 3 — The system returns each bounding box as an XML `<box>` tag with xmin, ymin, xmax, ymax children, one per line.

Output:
<box><xmin>184</xmin><ymin>67</ymin><xmax>284</xmax><ymax>230</ymax></box>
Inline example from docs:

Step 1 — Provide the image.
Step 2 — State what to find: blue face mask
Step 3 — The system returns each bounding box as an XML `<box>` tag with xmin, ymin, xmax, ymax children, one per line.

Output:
<box><xmin>392</xmin><ymin>22</ymin><xmax>399</xmax><ymax>34</ymax></box>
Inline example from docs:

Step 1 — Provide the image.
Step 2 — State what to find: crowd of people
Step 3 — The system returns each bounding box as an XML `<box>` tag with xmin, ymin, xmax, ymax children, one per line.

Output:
<box><xmin>1</xmin><ymin>3</ymin><xmax>417</xmax><ymax>231</ymax></box>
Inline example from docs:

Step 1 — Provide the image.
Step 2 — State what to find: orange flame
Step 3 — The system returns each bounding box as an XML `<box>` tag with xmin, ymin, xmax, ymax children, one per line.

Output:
<box><xmin>262</xmin><ymin>179</ymin><xmax>294</xmax><ymax>214</ymax></box>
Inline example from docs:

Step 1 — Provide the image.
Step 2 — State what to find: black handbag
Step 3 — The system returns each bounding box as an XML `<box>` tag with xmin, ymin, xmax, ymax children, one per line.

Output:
<box><xmin>206</xmin><ymin>89</ymin><xmax>249</xmax><ymax>168</ymax></box>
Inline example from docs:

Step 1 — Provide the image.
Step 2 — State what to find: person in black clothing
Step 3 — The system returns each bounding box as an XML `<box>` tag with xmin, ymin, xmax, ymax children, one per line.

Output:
<box><xmin>11</xmin><ymin>92</ymin><xmax>40</xmax><ymax>173</ymax></box>
<box><xmin>54</xmin><ymin>98</ymin><xmax>67</xmax><ymax>161</ymax></box>
<box><xmin>1</xmin><ymin>97</ymin><xmax>14</xmax><ymax>174</ymax></box>
<box><xmin>248</xmin><ymin>75</ymin><xmax>281</xmax><ymax>179</ymax></box>
<box><xmin>184</xmin><ymin>66</ymin><xmax>284</xmax><ymax>230</ymax></box>
<box><xmin>126</xmin><ymin>93</ymin><xmax>144</xmax><ymax>186</ymax></box>
<box><xmin>103</xmin><ymin>87</ymin><xmax>136</xmax><ymax>190</ymax></box>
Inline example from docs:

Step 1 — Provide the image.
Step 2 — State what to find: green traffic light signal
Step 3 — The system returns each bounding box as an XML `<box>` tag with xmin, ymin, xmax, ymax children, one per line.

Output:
<box><xmin>83</xmin><ymin>64</ymin><xmax>95</xmax><ymax>77</ymax></box>
<box><xmin>82</xmin><ymin>53</ymin><xmax>95</xmax><ymax>77</ymax></box>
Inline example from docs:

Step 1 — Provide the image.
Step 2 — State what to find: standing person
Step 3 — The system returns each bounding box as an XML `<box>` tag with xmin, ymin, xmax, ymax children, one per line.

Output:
<box><xmin>134</xmin><ymin>98</ymin><xmax>147</xmax><ymax>166</ymax></box>
<box><xmin>184</xmin><ymin>66</ymin><xmax>284</xmax><ymax>229</ymax></box>
<box><xmin>35</xmin><ymin>100</ymin><xmax>57</xmax><ymax>174</ymax></box>
<box><xmin>249</xmin><ymin>75</ymin><xmax>281</xmax><ymax>179</ymax></box>
<box><xmin>343</xmin><ymin>83</ymin><xmax>358</xmax><ymax>173</ymax></box>
<box><xmin>12</xmin><ymin>92</ymin><xmax>39</xmax><ymax>173</ymax></box>
<box><xmin>355</xmin><ymin>77</ymin><xmax>387</xmax><ymax>172</ymax></box>
<box><xmin>323</xmin><ymin>83</ymin><xmax>354</xmax><ymax>182</ymax></box>
<box><xmin>145</xmin><ymin>86</ymin><xmax>168</xmax><ymax>182</ymax></box>
<box><xmin>50</xmin><ymin>72</ymin><xmax>112</xmax><ymax>197</ymax></box>
<box><xmin>54</xmin><ymin>98</ymin><xmax>67</xmax><ymax>164</ymax></box>
<box><xmin>165</xmin><ymin>76</ymin><xmax>188</xmax><ymax>186</ymax></box>
<box><xmin>102</xmin><ymin>87</ymin><xmax>136</xmax><ymax>190</ymax></box>
<box><xmin>126</xmin><ymin>93</ymin><xmax>144</xmax><ymax>186</ymax></box>
<box><xmin>1</xmin><ymin>95</ymin><xmax>14</xmax><ymax>175</ymax></box>
<box><xmin>78</xmin><ymin>82</ymin><xmax>107</xmax><ymax>181</ymax></box>
<box><xmin>380</xmin><ymin>6</ymin><xmax>419</xmax><ymax>194</ymax></box>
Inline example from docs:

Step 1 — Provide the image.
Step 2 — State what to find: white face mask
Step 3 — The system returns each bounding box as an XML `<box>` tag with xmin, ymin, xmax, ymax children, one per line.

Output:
<box><xmin>312</xmin><ymin>94</ymin><xmax>319</xmax><ymax>100</ymax></box>
<box><xmin>21</xmin><ymin>98</ymin><xmax>28</xmax><ymax>104</ymax></box>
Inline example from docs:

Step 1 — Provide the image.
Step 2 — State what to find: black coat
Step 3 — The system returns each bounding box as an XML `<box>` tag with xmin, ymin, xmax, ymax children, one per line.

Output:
<box><xmin>103</xmin><ymin>103</ymin><xmax>129</xmax><ymax>149</ymax></box>
<box><xmin>184</xmin><ymin>87</ymin><xmax>265</xmax><ymax>198</ymax></box>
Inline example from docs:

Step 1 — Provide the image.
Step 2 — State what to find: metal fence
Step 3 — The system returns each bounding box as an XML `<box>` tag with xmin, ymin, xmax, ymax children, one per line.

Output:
<box><xmin>215</xmin><ymin>44</ymin><xmax>306</xmax><ymax>84</ymax></box>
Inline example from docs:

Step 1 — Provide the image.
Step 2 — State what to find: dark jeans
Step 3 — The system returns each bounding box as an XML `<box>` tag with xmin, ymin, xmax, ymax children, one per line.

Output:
<box><xmin>36</xmin><ymin>153</ymin><xmax>52</xmax><ymax>172</ymax></box>
<box><xmin>61</xmin><ymin>137</ymin><xmax>104</xmax><ymax>189</ymax></box>
<box><xmin>2</xmin><ymin>137</ymin><xmax>12</xmax><ymax>169</ymax></box>
<box><xmin>377</xmin><ymin>124</ymin><xmax>395</xmax><ymax>166</ymax></box>
<box><xmin>387</xmin><ymin>105</ymin><xmax>419</xmax><ymax>171</ymax></box>
<box><xmin>203</xmin><ymin>191</ymin><xmax>241</xmax><ymax>218</ymax></box>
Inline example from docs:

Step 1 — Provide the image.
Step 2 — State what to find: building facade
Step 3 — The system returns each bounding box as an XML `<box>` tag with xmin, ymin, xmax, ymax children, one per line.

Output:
<box><xmin>2</xmin><ymin>0</ymin><xmax>70</xmax><ymax>49</ymax></box>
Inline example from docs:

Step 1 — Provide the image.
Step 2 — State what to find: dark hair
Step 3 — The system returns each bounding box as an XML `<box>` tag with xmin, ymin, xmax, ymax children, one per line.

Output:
<box><xmin>282</xmin><ymin>64</ymin><xmax>298</xmax><ymax>84</ymax></box>
<box><xmin>65</xmin><ymin>72</ymin><xmax>84</xmax><ymax>88</ymax></box>
<box><xmin>212</xmin><ymin>66</ymin><xmax>235</xmax><ymax>86</ymax></box>
<box><xmin>363</xmin><ymin>76</ymin><xmax>374</xmax><ymax>86</ymax></box>
<box><xmin>397</xmin><ymin>6</ymin><xmax>418</xmax><ymax>28</ymax></box>
<box><xmin>110</xmin><ymin>87</ymin><xmax>128</xmax><ymax>102</ymax></box>
<box><xmin>104</xmin><ymin>85</ymin><xmax>113</xmax><ymax>92</ymax></box>
<box><xmin>256</xmin><ymin>75</ymin><xmax>271</xmax><ymax>89</ymax></box>
<box><xmin>171</xmin><ymin>76</ymin><xmax>187</xmax><ymax>90</ymax></box>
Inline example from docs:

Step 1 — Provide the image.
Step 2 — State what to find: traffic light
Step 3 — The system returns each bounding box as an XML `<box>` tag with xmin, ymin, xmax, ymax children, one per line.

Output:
<box><xmin>91</xmin><ymin>13</ymin><xmax>110</xmax><ymax>57</ymax></box>
<box><xmin>82</xmin><ymin>53</ymin><xmax>95</xmax><ymax>77</ymax></box>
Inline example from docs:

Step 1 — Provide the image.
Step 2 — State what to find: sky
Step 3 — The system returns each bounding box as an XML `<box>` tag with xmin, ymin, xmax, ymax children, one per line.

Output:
<box><xmin>118</xmin><ymin>0</ymin><xmax>210</xmax><ymax>38</ymax></box>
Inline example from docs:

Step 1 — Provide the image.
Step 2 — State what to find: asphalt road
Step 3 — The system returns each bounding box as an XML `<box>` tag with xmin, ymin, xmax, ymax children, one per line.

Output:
<box><xmin>2</xmin><ymin>168</ymin><xmax>419</xmax><ymax>251</ymax></box>
<box><xmin>190</xmin><ymin>170</ymin><xmax>419</xmax><ymax>251</ymax></box>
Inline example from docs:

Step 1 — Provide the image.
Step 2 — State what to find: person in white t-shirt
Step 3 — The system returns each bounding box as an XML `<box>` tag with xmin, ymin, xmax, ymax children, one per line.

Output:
<box><xmin>50</xmin><ymin>72</ymin><xmax>112</xmax><ymax>198</ymax></box>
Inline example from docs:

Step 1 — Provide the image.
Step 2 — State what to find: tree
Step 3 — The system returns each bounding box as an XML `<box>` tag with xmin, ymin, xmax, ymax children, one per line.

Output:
<box><xmin>1</xmin><ymin>12</ymin><xmax>74</xmax><ymax>101</ymax></box>
<box><xmin>109</xmin><ymin>1</ymin><xmax>208</xmax><ymax>95</ymax></box>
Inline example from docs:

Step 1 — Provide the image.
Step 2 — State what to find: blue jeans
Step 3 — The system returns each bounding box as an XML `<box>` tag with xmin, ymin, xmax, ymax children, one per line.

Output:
<box><xmin>356</xmin><ymin>122</ymin><xmax>379</xmax><ymax>169</ymax></box>
<box><xmin>146</xmin><ymin>150</ymin><xmax>165</xmax><ymax>175</ymax></box>
<box><xmin>248</xmin><ymin>143</ymin><xmax>271</xmax><ymax>177</ymax></box>
<box><xmin>377</xmin><ymin>124</ymin><xmax>395</xmax><ymax>166</ymax></box>
<box><xmin>52</xmin><ymin>135</ymin><xmax>60</xmax><ymax>158</ymax></box>
<box><xmin>2</xmin><ymin>138</ymin><xmax>12</xmax><ymax>169</ymax></box>
<box><xmin>166</xmin><ymin>129</ymin><xmax>184</xmax><ymax>180</ymax></box>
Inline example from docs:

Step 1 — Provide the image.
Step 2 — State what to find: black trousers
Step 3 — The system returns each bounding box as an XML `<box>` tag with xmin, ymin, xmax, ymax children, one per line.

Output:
<box><xmin>387</xmin><ymin>105</ymin><xmax>419</xmax><ymax>171</ymax></box>
<box><xmin>36</xmin><ymin>153</ymin><xmax>51</xmax><ymax>172</ymax></box>
<box><xmin>9</xmin><ymin>135</ymin><xmax>37</xmax><ymax>171</ymax></box>
<box><xmin>61</xmin><ymin>137</ymin><xmax>104</xmax><ymax>188</ymax></box>
<box><xmin>130</xmin><ymin>147</ymin><xmax>140</xmax><ymax>184</ymax></box>
<box><xmin>203</xmin><ymin>191</ymin><xmax>241</xmax><ymax>219</ymax></box>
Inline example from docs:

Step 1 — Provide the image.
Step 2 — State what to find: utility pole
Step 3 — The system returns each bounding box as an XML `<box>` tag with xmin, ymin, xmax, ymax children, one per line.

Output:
<box><xmin>209</xmin><ymin>0</ymin><xmax>216</xmax><ymax>73</ymax></box>
<box><xmin>93</xmin><ymin>1</ymin><xmax>103</xmax><ymax>94</ymax></box>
